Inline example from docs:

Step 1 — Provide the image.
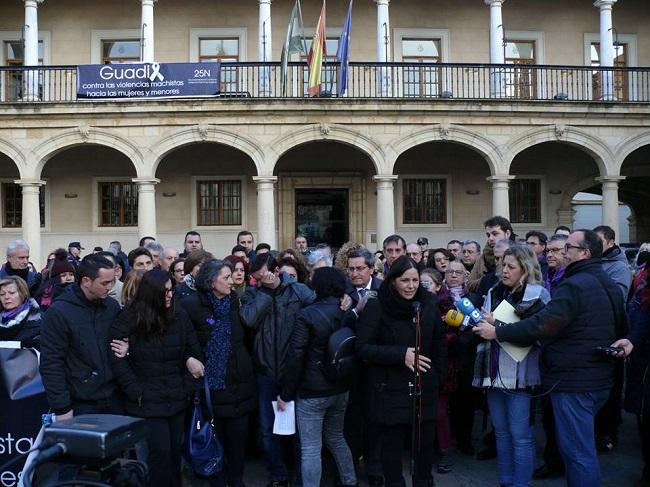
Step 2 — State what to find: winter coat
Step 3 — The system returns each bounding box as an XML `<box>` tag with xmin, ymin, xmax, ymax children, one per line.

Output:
<box><xmin>601</xmin><ymin>245</ymin><xmax>632</xmax><ymax>299</ymax></box>
<box><xmin>624</xmin><ymin>283</ymin><xmax>650</xmax><ymax>416</ymax></box>
<box><xmin>40</xmin><ymin>284</ymin><xmax>121</xmax><ymax>414</ymax></box>
<box><xmin>280</xmin><ymin>296</ymin><xmax>349</xmax><ymax>401</ymax></box>
<box><xmin>0</xmin><ymin>263</ymin><xmax>41</xmax><ymax>297</ymax></box>
<box><xmin>0</xmin><ymin>298</ymin><xmax>41</xmax><ymax>347</ymax></box>
<box><xmin>109</xmin><ymin>306</ymin><xmax>202</xmax><ymax>418</ymax></box>
<box><xmin>239</xmin><ymin>273</ymin><xmax>316</xmax><ymax>380</ymax></box>
<box><xmin>342</xmin><ymin>276</ymin><xmax>382</xmax><ymax>329</ymax></box>
<box><xmin>356</xmin><ymin>285</ymin><xmax>446</xmax><ymax>425</ymax></box>
<box><xmin>495</xmin><ymin>258</ymin><xmax>626</xmax><ymax>393</ymax></box>
<box><xmin>181</xmin><ymin>291</ymin><xmax>256</xmax><ymax>418</ymax></box>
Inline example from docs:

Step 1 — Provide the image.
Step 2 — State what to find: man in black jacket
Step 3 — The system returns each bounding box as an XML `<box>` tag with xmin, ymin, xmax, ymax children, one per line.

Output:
<box><xmin>40</xmin><ymin>254</ymin><xmax>122</xmax><ymax>419</ymax></box>
<box><xmin>474</xmin><ymin>229</ymin><xmax>626</xmax><ymax>487</ymax></box>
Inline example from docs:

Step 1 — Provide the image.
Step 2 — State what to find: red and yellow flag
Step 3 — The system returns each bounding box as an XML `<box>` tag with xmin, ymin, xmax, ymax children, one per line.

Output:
<box><xmin>307</xmin><ymin>1</ymin><xmax>326</xmax><ymax>97</ymax></box>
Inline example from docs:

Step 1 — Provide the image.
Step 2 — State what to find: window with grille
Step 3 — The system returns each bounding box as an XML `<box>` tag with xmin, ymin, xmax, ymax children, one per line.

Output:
<box><xmin>199</xmin><ymin>38</ymin><xmax>240</xmax><ymax>93</ymax></box>
<box><xmin>402</xmin><ymin>178</ymin><xmax>447</xmax><ymax>224</ymax></box>
<box><xmin>401</xmin><ymin>38</ymin><xmax>442</xmax><ymax>97</ymax></box>
<box><xmin>2</xmin><ymin>183</ymin><xmax>45</xmax><ymax>228</ymax></box>
<box><xmin>591</xmin><ymin>42</ymin><xmax>628</xmax><ymax>101</ymax></box>
<box><xmin>98</xmin><ymin>182</ymin><xmax>138</xmax><ymax>227</ymax></box>
<box><xmin>504</xmin><ymin>40</ymin><xmax>536</xmax><ymax>99</ymax></box>
<box><xmin>101</xmin><ymin>40</ymin><xmax>140</xmax><ymax>64</ymax></box>
<box><xmin>509</xmin><ymin>178</ymin><xmax>541</xmax><ymax>224</ymax></box>
<box><xmin>4</xmin><ymin>40</ymin><xmax>44</xmax><ymax>101</ymax></box>
<box><xmin>197</xmin><ymin>180</ymin><xmax>242</xmax><ymax>226</ymax></box>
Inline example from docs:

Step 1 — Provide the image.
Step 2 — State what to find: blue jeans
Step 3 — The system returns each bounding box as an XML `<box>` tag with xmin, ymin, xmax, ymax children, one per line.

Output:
<box><xmin>551</xmin><ymin>390</ymin><xmax>609</xmax><ymax>487</ymax></box>
<box><xmin>486</xmin><ymin>389</ymin><xmax>534</xmax><ymax>487</ymax></box>
<box><xmin>256</xmin><ymin>373</ymin><xmax>301</xmax><ymax>484</ymax></box>
<box><xmin>296</xmin><ymin>393</ymin><xmax>357</xmax><ymax>487</ymax></box>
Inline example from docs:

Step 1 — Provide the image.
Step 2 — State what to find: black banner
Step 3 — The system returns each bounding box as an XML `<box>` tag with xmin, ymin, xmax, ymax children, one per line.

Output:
<box><xmin>77</xmin><ymin>62</ymin><xmax>221</xmax><ymax>99</ymax></box>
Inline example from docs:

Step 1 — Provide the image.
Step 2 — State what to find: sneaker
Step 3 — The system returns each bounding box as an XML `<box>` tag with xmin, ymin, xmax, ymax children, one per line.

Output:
<box><xmin>436</xmin><ymin>453</ymin><xmax>454</xmax><ymax>474</ymax></box>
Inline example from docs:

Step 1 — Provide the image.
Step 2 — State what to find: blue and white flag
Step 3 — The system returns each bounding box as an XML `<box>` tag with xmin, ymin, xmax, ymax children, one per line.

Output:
<box><xmin>336</xmin><ymin>0</ymin><xmax>353</xmax><ymax>96</ymax></box>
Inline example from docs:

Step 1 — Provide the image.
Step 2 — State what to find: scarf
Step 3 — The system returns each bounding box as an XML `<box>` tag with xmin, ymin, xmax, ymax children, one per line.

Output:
<box><xmin>545</xmin><ymin>266</ymin><xmax>566</xmax><ymax>293</ymax></box>
<box><xmin>448</xmin><ymin>285</ymin><xmax>465</xmax><ymax>302</ymax></box>
<box><xmin>205</xmin><ymin>293</ymin><xmax>233</xmax><ymax>390</ymax></box>
<box><xmin>0</xmin><ymin>300</ymin><xmax>32</xmax><ymax>329</ymax></box>
<box><xmin>379</xmin><ymin>280</ymin><xmax>426</xmax><ymax>320</ymax></box>
<box><xmin>183</xmin><ymin>273</ymin><xmax>196</xmax><ymax>291</ymax></box>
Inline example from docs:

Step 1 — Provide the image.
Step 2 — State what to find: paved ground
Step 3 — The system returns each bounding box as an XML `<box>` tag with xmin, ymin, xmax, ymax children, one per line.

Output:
<box><xmin>186</xmin><ymin>411</ymin><xmax>643</xmax><ymax>486</ymax></box>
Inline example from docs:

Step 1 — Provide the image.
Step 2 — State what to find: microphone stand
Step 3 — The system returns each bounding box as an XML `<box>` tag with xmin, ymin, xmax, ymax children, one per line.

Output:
<box><xmin>410</xmin><ymin>301</ymin><xmax>422</xmax><ymax>484</ymax></box>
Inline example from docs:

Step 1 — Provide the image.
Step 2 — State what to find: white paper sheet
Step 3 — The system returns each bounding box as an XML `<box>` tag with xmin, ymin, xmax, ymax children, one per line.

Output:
<box><xmin>272</xmin><ymin>400</ymin><xmax>296</xmax><ymax>435</ymax></box>
<box><xmin>0</xmin><ymin>341</ymin><xmax>22</xmax><ymax>349</ymax></box>
<box><xmin>493</xmin><ymin>300</ymin><xmax>532</xmax><ymax>363</ymax></box>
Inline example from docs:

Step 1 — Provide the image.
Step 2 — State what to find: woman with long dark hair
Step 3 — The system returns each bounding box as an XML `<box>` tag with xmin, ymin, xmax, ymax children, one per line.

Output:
<box><xmin>109</xmin><ymin>269</ymin><xmax>204</xmax><ymax>487</ymax></box>
<box><xmin>356</xmin><ymin>256</ymin><xmax>446</xmax><ymax>487</ymax></box>
<box><xmin>180</xmin><ymin>259</ymin><xmax>256</xmax><ymax>487</ymax></box>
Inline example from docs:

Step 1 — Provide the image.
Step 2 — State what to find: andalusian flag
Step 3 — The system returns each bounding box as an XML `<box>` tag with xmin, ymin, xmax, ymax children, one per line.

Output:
<box><xmin>307</xmin><ymin>0</ymin><xmax>326</xmax><ymax>97</ymax></box>
<box><xmin>280</xmin><ymin>0</ymin><xmax>307</xmax><ymax>97</ymax></box>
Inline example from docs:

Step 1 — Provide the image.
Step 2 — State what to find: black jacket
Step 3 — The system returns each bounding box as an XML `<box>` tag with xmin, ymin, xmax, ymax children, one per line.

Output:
<box><xmin>343</xmin><ymin>277</ymin><xmax>383</xmax><ymax>329</ymax></box>
<box><xmin>109</xmin><ymin>306</ymin><xmax>203</xmax><ymax>418</ymax></box>
<box><xmin>495</xmin><ymin>258</ymin><xmax>626</xmax><ymax>393</ymax></box>
<box><xmin>239</xmin><ymin>274</ymin><xmax>316</xmax><ymax>380</ymax></box>
<box><xmin>0</xmin><ymin>263</ymin><xmax>41</xmax><ymax>297</ymax></box>
<box><xmin>0</xmin><ymin>298</ymin><xmax>41</xmax><ymax>347</ymax></box>
<box><xmin>40</xmin><ymin>284</ymin><xmax>121</xmax><ymax>415</ymax></box>
<box><xmin>280</xmin><ymin>296</ymin><xmax>349</xmax><ymax>401</ymax></box>
<box><xmin>356</xmin><ymin>287</ymin><xmax>446</xmax><ymax>425</ymax></box>
<box><xmin>181</xmin><ymin>292</ymin><xmax>256</xmax><ymax>418</ymax></box>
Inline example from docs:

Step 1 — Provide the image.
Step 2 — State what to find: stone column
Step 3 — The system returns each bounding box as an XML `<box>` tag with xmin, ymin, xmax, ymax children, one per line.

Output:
<box><xmin>133</xmin><ymin>178</ymin><xmax>159</xmax><ymax>239</ymax></box>
<box><xmin>597</xmin><ymin>176</ymin><xmax>624</xmax><ymax>236</ymax></box>
<box><xmin>485</xmin><ymin>0</ymin><xmax>506</xmax><ymax>97</ymax></box>
<box><xmin>140</xmin><ymin>0</ymin><xmax>157</xmax><ymax>63</ymax></box>
<box><xmin>253</xmin><ymin>176</ymin><xmax>278</xmax><ymax>249</ymax></box>
<box><xmin>258</xmin><ymin>0</ymin><xmax>272</xmax><ymax>95</ymax></box>
<box><xmin>373</xmin><ymin>175</ymin><xmax>398</xmax><ymax>245</ymax></box>
<box><xmin>594</xmin><ymin>0</ymin><xmax>617</xmax><ymax>100</ymax></box>
<box><xmin>17</xmin><ymin>179</ymin><xmax>45</xmax><ymax>266</ymax></box>
<box><xmin>23</xmin><ymin>0</ymin><xmax>43</xmax><ymax>101</ymax></box>
<box><xmin>487</xmin><ymin>175</ymin><xmax>514</xmax><ymax>219</ymax></box>
<box><xmin>375</xmin><ymin>0</ymin><xmax>392</xmax><ymax>96</ymax></box>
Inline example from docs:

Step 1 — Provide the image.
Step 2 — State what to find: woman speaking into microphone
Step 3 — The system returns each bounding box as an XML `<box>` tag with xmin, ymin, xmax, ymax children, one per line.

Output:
<box><xmin>356</xmin><ymin>256</ymin><xmax>446</xmax><ymax>487</ymax></box>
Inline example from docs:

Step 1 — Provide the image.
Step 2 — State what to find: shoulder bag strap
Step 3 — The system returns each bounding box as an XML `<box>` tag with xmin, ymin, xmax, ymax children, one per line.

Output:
<box><xmin>203</xmin><ymin>374</ymin><xmax>216</xmax><ymax>421</ymax></box>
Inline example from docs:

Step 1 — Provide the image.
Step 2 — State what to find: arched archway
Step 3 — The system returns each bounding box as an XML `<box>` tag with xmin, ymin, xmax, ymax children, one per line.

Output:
<box><xmin>620</xmin><ymin>143</ymin><xmax>650</xmax><ymax>243</ymax></box>
<box><xmin>273</xmin><ymin>140</ymin><xmax>378</xmax><ymax>249</ymax></box>
<box><xmin>154</xmin><ymin>141</ymin><xmax>260</xmax><ymax>253</ymax></box>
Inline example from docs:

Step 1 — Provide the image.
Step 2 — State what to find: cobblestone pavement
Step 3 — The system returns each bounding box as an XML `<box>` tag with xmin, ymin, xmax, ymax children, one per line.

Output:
<box><xmin>186</xmin><ymin>411</ymin><xmax>642</xmax><ymax>486</ymax></box>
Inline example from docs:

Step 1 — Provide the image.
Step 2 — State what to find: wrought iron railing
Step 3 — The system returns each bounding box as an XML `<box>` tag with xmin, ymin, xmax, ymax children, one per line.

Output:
<box><xmin>0</xmin><ymin>62</ymin><xmax>649</xmax><ymax>103</ymax></box>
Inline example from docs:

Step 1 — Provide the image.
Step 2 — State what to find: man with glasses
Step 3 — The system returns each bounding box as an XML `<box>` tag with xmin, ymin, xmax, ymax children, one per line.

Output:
<box><xmin>544</xmin><ymin>235</ymin><xmax>568</xmax><ymax>294</ymax></box>
<box><xmin>343</xmin><ymin>248</ymin><xmax>383</xmax><ymax>485</ymax></box>
<box><xmin>475</xmin><ymin>229</ymin><xmax>627</xmax><ymax>487</ymax></box>
<box><xmin>526</xmin><ymin>230</ymin><xmax>549</xmax><ymax>275</ymax></box>
<box><xmin>461</xmin><ymin>240</ymin><xmax>481</xmax><ymax>272</ymax></box>
<box><xmin>406</xmin><ymin>242</ymin><xmax>424</xmax><ymax>268</ymax></box>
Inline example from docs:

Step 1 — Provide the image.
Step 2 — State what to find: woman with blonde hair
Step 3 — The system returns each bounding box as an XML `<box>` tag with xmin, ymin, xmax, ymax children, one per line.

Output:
<box><xmin>122</xmin><ymin>269</ymin><xmax>146</xmax><ymax>307</ymax></box>
<box><xmin>472</xmin><ymin>244</ymin><xmax>550</xmax><ymax>487</ymax></box>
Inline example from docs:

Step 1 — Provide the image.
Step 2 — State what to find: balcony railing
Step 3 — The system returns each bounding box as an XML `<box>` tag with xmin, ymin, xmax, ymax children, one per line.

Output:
<box><xmin>1</xmin><ymin>62</ymin><xmax>649</xmax><ymax>103</ymax></box>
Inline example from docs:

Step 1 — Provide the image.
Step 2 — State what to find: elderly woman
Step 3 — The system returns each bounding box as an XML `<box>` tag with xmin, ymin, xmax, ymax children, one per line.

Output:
<box><xmin>0</xmin><ymin>276</ymin><xmax>41</xmax><ymax>346</ymax></box>
<box><xmin>180</xmin><ymin>260</ymin><xmax>256</xmax><ymax>487</ymax></box>
<box><xmin>306</xmin><ymin>250</ymin><xmax>332</xmax><ymax>281</ymax></box>
<box><xmin>473</xmin><ymin>244</ymin><xmax>550</xmax><ymax>487</ymax></box>
<box><xmin>356</xmin><ymin>256</ymin><xmax>446</xmax><ymax>487</ymax></box>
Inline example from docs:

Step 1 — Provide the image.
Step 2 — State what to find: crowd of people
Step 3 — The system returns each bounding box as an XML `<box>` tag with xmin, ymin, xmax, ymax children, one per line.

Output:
<box><xmin>1</xmin><ymin>218</ymin><xmax>648</xmax><ymax>487</ymax></box>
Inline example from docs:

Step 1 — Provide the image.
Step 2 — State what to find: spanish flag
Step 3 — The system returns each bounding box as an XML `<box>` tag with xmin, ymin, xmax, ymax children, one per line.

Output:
<box><xmin>307</xmin><ymin>0</ymin><xmax>326</xmax><ymax>97</ymax></box>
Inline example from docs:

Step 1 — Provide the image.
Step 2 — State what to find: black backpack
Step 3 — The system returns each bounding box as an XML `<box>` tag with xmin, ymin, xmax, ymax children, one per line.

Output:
<box><xmin>313</xmin><ymin>308</ymin><xmax>358</xmax><ymax>382</ymax></box>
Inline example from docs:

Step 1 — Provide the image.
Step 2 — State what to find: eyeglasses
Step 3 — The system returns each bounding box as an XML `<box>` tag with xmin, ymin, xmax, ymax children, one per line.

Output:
<box><xmin>445</xmin><ymin>269</ymin><xmax>465</xmax><ymax>276</ymax></box>
<box><xmin>565</xmin><ymin>244</ymin><xmax>585</xmax><ymax>252</ymax></box>
<box><xmin>547</xmin><ymin>248</ymin><xmax>565</xmax><ymax>255</ymax></box>
<box><xmin>462</xmin><ymin>249</ymin><xmax>477</xmax><ymax>254</ymax></box>
<box><xmin>347</xmin><ymin>265</ymin><xmax>368</xmax><ymax>273</ymax></box>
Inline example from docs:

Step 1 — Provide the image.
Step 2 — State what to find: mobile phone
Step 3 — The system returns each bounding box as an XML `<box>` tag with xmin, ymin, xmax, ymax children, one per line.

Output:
<box><xmin>366</xmin><ymin>290</ymin><xmax>378</xmax><ymax>299</ymax></box>
<box><xmin>594</xmin><ymin>346</ymin><xmax>624</xmax><ymax>355</ymax></box>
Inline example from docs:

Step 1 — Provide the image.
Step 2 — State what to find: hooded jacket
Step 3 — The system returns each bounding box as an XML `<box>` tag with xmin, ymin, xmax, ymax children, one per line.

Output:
<box><xmin>239</xmin><ymin>273</ymin><xmax>315</xmax><ymax>380</ymax></box>
<box><xmin>601</xmin><ymin>245</ymin><xmax>632</xmax><ymax>299</ymax></box>
<box><xmin>40</xmin><ymin>284</ymin><xmax>121</xmax><ymax>415</ymax></box>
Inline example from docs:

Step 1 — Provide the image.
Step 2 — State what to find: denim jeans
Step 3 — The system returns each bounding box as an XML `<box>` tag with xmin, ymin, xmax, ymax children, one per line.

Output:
<box><xmin>296</xmin><ymin>393</ymin><xmax>357</xmax><ymax>487</ymax></box>
<box><xmin>256</xmin><ymin>373</ymin><xmax>301</xmax><ymax>484</ymax></box>
<box><xmin>551</xmin><ymin>390</ymin><xmax>609</xmax><ymax>487</ymax></box>
<box><xmin>486</xmin><ymin>389</ymin><xmax>534</xmax><ymax>487</ymax></box>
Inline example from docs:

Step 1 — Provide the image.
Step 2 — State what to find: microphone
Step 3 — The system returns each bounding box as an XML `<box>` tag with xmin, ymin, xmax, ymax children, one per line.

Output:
<box><xmin>455</xmin><ymin>297</ymin><xmax>484</xmax><ymax>326</ymax></box>
<box><xmin>412</xmin><ymin>301</ymin><xmax>421</xmax><ymax>314</ymax></box>
<box><xmin>444</xmin><ymin>309</ymin><xmax>473</xmax><ymax>329</ymax></box>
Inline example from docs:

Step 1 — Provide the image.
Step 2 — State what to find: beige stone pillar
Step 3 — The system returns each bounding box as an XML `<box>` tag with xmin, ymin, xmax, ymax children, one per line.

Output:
<box><xmin>373</xmin><ymin>175</ymin><xmax>398</xmax><ymax>245</ymax></box>
<box><xmin>16</xmin><ymin>179</ymin><xmax>45</xmax><ymax>266</ymax></box>
<box><xmin>597</xmin><ymin>176</ymin><xmax>624</xmax><ymax>236</ymax></box>
<box><xmin>487</xmin><ymin>175</ymin><xmax>514</xmax><ymax>219</ymax></box>
<box><xmin>253</xmin><ymin>176</ymin><xmax>278</xmax><ymax>249</ymax></box>
<box><xmin>140</xmin><ymin>0</ymin><xmax>157</xmax><ymax>63</ymax></box>
<box><xmin>594</xmin><ymin>0</ymin><xmax>618</xmax><ymax>100</ymax></box>
<box><xmin>133</xmin><ymin>178</ymin><xmax>159</xmax><ymax>239</ymax></box>
<box><xmin>23</xmin><ymin>0</ymin><xmax>44</xmax><ymax>101</ymax></box>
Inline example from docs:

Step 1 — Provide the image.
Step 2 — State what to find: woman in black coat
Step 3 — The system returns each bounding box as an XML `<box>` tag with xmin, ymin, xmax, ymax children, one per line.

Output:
<box><xmin>109</xmin><ymin>269</ymin><xmax>204</xmax><ymax>487</ymax></box>
<box><xmin>180</xmin><ymin>259</ymin><xmax>256</xmax><ymax>487</ymax></box>
<box><xmin>356</xmin><ymin>256</ymin><xmax>447</xmax><ymax>487</ymax></box>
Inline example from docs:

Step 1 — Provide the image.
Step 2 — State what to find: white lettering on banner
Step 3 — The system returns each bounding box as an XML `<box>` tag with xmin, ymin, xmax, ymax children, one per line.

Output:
<box><xmin>1</xmin><ymin>469</ymin><xmax>22</xmax><ymax>487</ymax></box>
<box><xmin>99</xmin><ymin>64</ymin><xmax>166</xmax><ymax>82</ymax></box>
